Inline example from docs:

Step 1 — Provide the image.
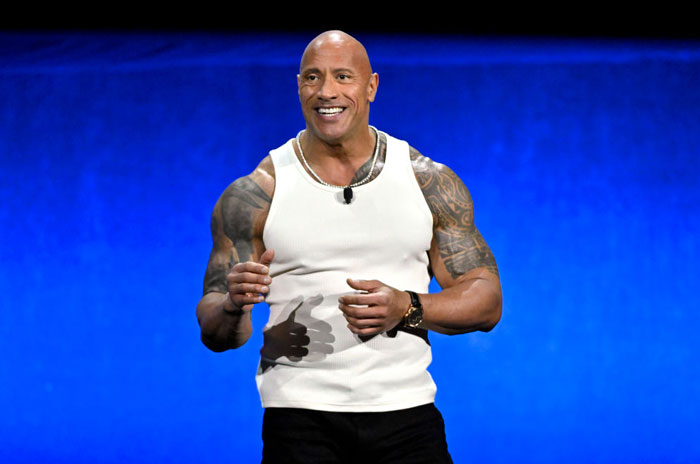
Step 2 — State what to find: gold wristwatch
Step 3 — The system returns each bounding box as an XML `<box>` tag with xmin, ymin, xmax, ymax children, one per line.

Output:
<box><xmin>403</xmin><ymin>290</ymin><xmax>424</xmax><ymax>328</ymax></box>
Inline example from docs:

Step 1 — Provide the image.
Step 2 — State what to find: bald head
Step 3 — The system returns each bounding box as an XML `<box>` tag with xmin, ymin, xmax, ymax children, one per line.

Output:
<box><xmin>296</xmin><ymin>30</ymin><xmax>379</xmax><ymax>145</ymax></box>
<box><xmin>300</xmin><ymin>30</ymin><xmax>373</xmax><ymax>76</ymax></box>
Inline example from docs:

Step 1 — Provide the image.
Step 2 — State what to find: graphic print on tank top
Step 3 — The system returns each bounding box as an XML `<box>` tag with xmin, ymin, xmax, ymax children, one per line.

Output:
<box><xmin>260</xmin><ymin>294</ymin><xmax>334</xmax><ymax>373</ymax></box>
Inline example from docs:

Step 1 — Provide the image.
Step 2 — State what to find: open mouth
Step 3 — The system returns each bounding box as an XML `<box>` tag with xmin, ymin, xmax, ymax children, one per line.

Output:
<box><xmin>316</xmin><ymin>107</ymin><xmax>345</xmax><ymax>116</ymax></box>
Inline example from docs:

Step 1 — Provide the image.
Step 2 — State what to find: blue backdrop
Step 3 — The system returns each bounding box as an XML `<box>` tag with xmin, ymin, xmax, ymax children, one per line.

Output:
<box><xmin>1</xmin><ymin>31</ymin><xmax>699</xmax><ymax>463</ymax></box>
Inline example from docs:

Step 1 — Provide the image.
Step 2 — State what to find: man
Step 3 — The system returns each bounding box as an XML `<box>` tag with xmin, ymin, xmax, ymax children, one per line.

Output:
<box><xmin>196</xmin><ymin>30</ymin><xmax>501</xmax><ymax>463</ymax></box>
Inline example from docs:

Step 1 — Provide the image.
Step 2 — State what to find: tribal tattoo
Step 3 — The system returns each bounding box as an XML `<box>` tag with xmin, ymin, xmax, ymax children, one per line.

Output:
<box><xmin>410</xmin><ymin>147</ymin><xmax>499</xmax><ymax>279</ymax></box>
<box><xmin>348</xmin><ymin>132</ymin><xmax>387</xmax><ymax>185</ymax></box>
<box><xmin>202</xmin><ymin>175</ymin><xmax>272</xmax><ymax>295</ymax></box>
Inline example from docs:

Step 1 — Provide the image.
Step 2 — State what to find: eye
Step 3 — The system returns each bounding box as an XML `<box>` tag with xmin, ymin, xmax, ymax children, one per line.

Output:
<box><xmin>338</xmin><ymin>74</ymin><xmax>350</xmax><ymax>80</ymax></box>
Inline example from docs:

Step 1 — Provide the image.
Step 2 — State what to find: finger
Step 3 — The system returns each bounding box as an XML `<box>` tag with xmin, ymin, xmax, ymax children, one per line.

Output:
<box><xmin>338</xmin><ymin>303</ymin><xmax>385</xmax><ymax>319</ymax></box>
<box><xmin>259</xmin><ymin>248</ymin><xmax>275</xmax><ymax>266</ymax></box>
<box><xmin>346</xmin><ymin>278</ymin><xmax>380</xmax><ymax>292</ymax></box>
<box><xmin>229</xmin><ymin>293</ymin><xmax>265</xmax><ymax>307</ymax></box>
<box><xmin>228</xmin><ymin>271</ymin><xmax>272</xmax><ymax>285</ymax></box>
<box><xmin>237</xmin><ymin>293</ymin><xmax>265</xmax><ymax>304</ymax></box>
<box><xmin>231</xmin><ymin>283</ymin><xmax>269</xmax><ymax>296</ymax></box>
<box><xmin>289</xmin><ymin>333</ymin><xmax>311</xmax><ymax>345</ymax></box>
<box><xmin>344</xmin><ymin>315</ymin><xmax>386</xmax><ymax>329</ymax></box>
<box><xmin>282</xmin><ymin>332</ymin><xmax>310</xmax><ymax>346</ymax></box>
<box><xmin>288</xmin><ymin>347</ymin><xmax>309</xmax><ymax>357</ymax></box>
<box><xmin>338</xmin><ymin>293</ymin><xmax>388</xmax><ymax>307</ymax></box>
<box><xmin>232</xmin><ymin>261</ymin><xmax>270</xmax><ymax>275</ymax></box>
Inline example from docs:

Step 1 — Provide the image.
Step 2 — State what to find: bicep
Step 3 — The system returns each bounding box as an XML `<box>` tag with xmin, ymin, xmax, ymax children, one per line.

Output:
<box><xmin>429</xmin><ymin>222</ymin><xmax>499</xmax><ymax>289</ymax></box>
<box><xmin>418</xmin><ymin>160</ymin><xmax>498</xmax><ymax>288</ymax></box>
<box><xmin>201</xmin><ymin>174</ymin><xmax>272</xmax><ymax>296</ymax></box>
<box><xmin>202</xmin><ymin>198</ymin><xmax>236</xmax><ymax>295</ymax></box>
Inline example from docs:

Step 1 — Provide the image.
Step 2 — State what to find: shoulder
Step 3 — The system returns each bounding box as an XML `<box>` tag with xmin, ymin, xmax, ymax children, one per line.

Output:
<box><xmin>212</xmin><ymin>155</ymin><xmax>275</xmax><ymax>240</ymax></box>
<box><xmin>409</xmin><ymin>145</ymin><xmax>449</xmax><ymax>186</ymax></box>
<box><xmin>409</xmin><ymin>145</ymin><xmax>465</xmax><ymax>192</ymax></box>
<box><xmin>408</xmin><ymin>145</ymin><xmax>473</xmax><ymax>222</ymax></box>
<box><xmin>218</xmin><ymin>155</ymin><xmax>275</xmax><ymax>209</ymax></box>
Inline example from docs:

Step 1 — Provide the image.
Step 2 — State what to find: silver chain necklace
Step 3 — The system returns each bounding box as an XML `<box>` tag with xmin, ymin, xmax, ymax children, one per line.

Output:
<box><xmin>295</xmin><ymin>125</ymin><xmax>380</xmax><ymax>204</ymax></box>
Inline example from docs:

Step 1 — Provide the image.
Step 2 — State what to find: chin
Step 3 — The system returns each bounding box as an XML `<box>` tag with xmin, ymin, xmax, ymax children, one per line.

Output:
<box><xmin>308</xmin><ymin>125</ymin><xmax>349</xmax><ymax>145</ymax></box>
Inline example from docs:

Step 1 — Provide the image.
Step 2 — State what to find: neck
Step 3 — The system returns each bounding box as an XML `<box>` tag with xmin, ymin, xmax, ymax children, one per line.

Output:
<box><xmin>301</xmin><ymin>126</ymin><xmax>376</xmax><ymax>165</ymax></box>
<box><xmin>296</xmin><ymin>126</ymin><xmax>380</xmax><ymax>187</ymax></box>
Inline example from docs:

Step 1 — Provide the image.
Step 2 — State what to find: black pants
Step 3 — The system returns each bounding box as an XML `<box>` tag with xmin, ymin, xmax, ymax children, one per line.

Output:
<box><xmin>262</xmin><ymin>403</ymin><xmax>453</xmax><ymax>464</ymax></box>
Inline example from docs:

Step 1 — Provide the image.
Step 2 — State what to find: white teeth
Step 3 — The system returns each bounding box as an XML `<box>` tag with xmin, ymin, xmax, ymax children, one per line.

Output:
<box><xmin>317</xmin><ymin>107</ymin><xmax>344</xmax><ymax>115</ymax></box>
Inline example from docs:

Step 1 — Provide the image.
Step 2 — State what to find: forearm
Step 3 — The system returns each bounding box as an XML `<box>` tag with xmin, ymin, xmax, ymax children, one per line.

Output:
<box><xmin>419</xmin><ymin>270</ymin><xmax>502</xmax><ymax>335</ymax></box>
<box><xmin>196</xmin><ymin>292</ymin><xmax>253</xmax><ymax>352</ymax></box>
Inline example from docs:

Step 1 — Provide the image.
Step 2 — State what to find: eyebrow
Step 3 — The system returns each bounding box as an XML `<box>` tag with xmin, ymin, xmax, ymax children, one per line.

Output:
<box><xmin>301</xmin><ymin>67</ymin><xmax>356</xmax><ymax>75</ymax></box>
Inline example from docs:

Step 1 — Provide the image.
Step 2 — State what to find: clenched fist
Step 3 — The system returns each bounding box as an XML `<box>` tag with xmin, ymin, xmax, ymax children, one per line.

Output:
<box><xmin>225</xmin><ymin>248</ymin><xmax>275</xmax><ymax>313</ymax></box>
<box><xmin>338</xmin><ymin>278</ymin><xmax>411</xmax><ymax>336</ymax></box>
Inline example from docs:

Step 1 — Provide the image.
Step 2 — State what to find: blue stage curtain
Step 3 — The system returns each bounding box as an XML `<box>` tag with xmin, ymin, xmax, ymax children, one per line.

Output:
<box><xmin>1</xmin><ymin>32</ymin><xmax>698</xmax><ymax>463</ymax></box>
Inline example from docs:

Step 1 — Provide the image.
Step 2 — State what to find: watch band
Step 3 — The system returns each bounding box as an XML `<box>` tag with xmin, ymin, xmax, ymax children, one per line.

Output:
<box><xmin>406</xmin><ymin>290</ymin><xmax>421</xmax><ymax>309</ymax></box>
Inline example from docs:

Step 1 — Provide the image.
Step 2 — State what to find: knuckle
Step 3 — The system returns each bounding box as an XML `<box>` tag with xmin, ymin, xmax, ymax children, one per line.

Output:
<box><xmin>232</xmin><ymin>262</ymin><xmax>246</xmax><ymax>272</ymax></box>
<box><xmin>253</xmin><ymin>284</ymin><xmax>267</xmax><ymax>294</ymax></box>
<box><xmin>341</xmin><ymin>306</ymin><xmax>354</xmax><ymax>317</ymax></box>
<box><xmin>231</xmin><ymin>283</ymin><xmax>243</xmax><ymax>294</ymax></box>
<box><xmin>234</xmin><ymin>283</ymin><xmax>254</xmax><ymax>295</ymax></box>
<box><xmin>240</xmin><ymin>272</ymin><xmax>258</xmax><ymax>284</ymax></box>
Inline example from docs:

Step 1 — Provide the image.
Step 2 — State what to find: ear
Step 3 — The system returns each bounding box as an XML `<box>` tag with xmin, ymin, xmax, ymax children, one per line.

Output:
<box><xmin>367</xmin><ymin>73</ymin><xmax>379</xmax><ymax>102</ymax></box>
<box><xmin>297</xmin><ymin>74</ymin><xmax>302</xmax><ymax>97</ymax></box>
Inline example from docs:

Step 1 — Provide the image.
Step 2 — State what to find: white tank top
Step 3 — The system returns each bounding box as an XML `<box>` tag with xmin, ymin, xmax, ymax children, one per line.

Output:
<box><xmin>258</xmin><ymin>130</ymin><xmax>436</xmax><ymax>412</ymax></box>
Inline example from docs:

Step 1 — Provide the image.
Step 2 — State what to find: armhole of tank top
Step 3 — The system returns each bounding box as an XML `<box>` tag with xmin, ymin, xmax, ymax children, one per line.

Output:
<box><xmin>390</xmin><ymin>135</ymin><xmax>434</xmax><ymax>229</ymax></box>
<box><xmin>262</xmin><ymin>140</ymin><xmax>291</xmax><ymax>248</ymax></box>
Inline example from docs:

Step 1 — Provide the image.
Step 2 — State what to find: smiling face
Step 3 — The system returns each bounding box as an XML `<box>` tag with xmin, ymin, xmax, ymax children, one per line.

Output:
<box><xmin>297</xmin><ymin>31</ymin><xmax>378</xmax><ymax>145</ymax></box>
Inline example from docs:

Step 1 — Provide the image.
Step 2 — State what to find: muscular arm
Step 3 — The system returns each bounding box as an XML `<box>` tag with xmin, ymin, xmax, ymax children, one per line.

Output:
<box><xmin>196</xmin><ymin>159</ymin><xmax>274</xmax><ymax>352</ymax></box>
<box><xmin>338</xmin><ymin>147</ymin><xmax>502</xmax><ymax>337</ymax></box>
<box><xmin>412</xmin><ymin>147</ymin><xmax>502</xmax><ymax>335</ymax></box>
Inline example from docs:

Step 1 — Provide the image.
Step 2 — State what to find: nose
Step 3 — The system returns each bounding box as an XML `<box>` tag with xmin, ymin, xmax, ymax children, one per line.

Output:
<box><xmin>317</xmin><ymin>77</ymin><xmax>338</xmax><ymax>100</ymax></box>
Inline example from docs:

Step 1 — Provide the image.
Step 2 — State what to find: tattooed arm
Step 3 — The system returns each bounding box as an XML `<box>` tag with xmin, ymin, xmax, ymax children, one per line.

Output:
<box><xmin>338</xmin><ymin>146</ymin><xmax>501</xmax><ymax>337</ymax></box>
<box><xmin>412</xmin><ymin>147</ymin><xmax>502</xmax><ymax>334</ymax></box>
<box><xmin>196</xmin><ymin>157</ymin><xmax>274</xmax><ymax>352</ymax></box>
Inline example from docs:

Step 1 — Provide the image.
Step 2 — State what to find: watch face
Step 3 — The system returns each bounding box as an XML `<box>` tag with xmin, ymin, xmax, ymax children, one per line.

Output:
<box><xmin>406</xmin><ymin>307</ymin><xmax>423</xmax><ymax>327</ymax></box>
